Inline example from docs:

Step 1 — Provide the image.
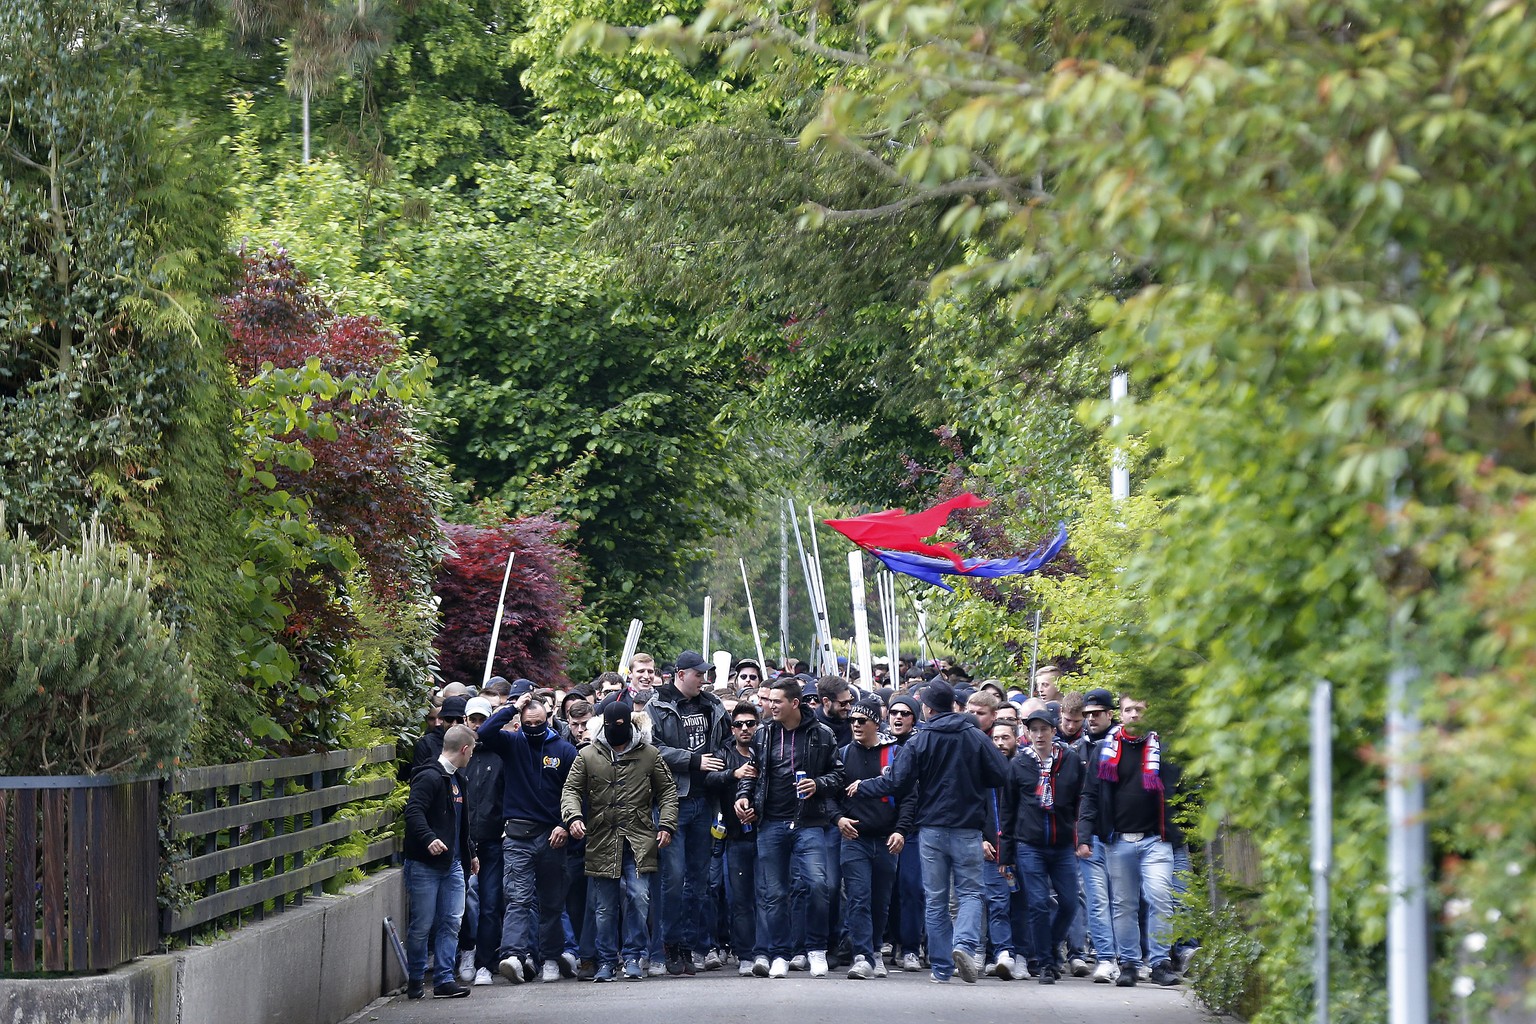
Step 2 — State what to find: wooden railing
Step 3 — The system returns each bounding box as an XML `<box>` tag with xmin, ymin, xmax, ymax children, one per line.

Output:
<box><xmin>1</xmin><ymin>775</ymin><xmax>160</xmax><ymax>973</ymax></box>
<box><xmin>162</xmin><ymin>744</ymin><xmax>400</xmax><ymax>943</ymax></box>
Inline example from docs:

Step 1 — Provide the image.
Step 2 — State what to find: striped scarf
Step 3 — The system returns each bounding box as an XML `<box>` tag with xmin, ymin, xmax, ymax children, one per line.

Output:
<box><xmin>1097</xmin><ymin>726</ymin><xmax>1163</xmax><ymax>793</ymax></box>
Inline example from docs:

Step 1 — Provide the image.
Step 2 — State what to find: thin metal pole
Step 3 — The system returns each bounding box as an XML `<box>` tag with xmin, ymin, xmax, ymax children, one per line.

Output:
<box><xmin>481</xmin><ymin>552</ymin><xmax>516</xmax><ymax>685</ymax></box>
<box><xmin>805</xmin><ymin>506</ymin><xmax>837</xmax><ymax>675</ymax></box>
<box><xmin>779</xmin><ymin>502</ymin><xmax>790</xmax><ymax>666</ymax></box>
<box><xmin>1028</xmin><ymin>609</ymin><xmax>1042</xmax><ymax>696</ymax></box>
<box><xmin>702</xmin><ymin>596</ymin><xmax>712</xmax><ymax>657</ymax></box>
<box><xmin>1111</xmin><ymin>370</ymin><xmax>1130</xmax><ymax>501</ymax></box>
<box><xmin>1312</xmin><ymin>679</ymin><xmax>1333</xmax><ymax>1024</ymax></box>
<box><xmin>740</xmin><ymin>559</ymin><xmax>768</xmax><ymax>674</ymax></box>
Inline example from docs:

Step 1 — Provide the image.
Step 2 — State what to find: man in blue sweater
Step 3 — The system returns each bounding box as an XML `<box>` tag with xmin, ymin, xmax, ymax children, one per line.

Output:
<box><xmin>477</xmin><ymin>686</ymin><xmax>579</xmax><ymax>985</ymax></box>
<box><xmin>848</xmin><ymin>681</ymin><xmax>1010</xmax><ymax>984</ymax></box>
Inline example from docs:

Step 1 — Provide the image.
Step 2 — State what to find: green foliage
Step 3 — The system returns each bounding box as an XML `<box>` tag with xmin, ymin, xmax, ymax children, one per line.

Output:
<box><xmin>0</xmin><ymin>513</ymin><xmax>196</xmax><ymax>775</ymax></box>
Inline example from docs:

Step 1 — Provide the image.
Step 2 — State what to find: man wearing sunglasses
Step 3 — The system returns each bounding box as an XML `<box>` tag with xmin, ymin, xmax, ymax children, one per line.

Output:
<box><xmin>884</xmin><ymin>695</ymin><xmax>926</xmax><ymax>972</ymax></box>
<box><xmin>835</xmin><ymin>699</ymin><xmax>914</xmax><ymax>979</ymax></box>
<box><xmin>707</xmin><ymin>704</ymin><xmax>765</xmax><ymax>976</ymax></box>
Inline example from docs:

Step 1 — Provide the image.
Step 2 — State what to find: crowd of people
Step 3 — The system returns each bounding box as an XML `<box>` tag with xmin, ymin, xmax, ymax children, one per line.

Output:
<box><xmin>399</xmin><ymin>652</ymin><xmax>1198</xmax><ymax>999</ymax></box>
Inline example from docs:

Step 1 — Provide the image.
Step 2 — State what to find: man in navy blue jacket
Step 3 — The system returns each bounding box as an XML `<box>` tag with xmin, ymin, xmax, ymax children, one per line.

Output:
<box><xmin>850</xmin><ymin>681</ymin><xmax>1010</xmax><ymax>984</ymax></box>
<box><xmin>478</xmin><ymin>686</ymin><xmax>578</xmax><ymax>985</ymax></box>
<box><xmin>404</xmin><ymin>724</ymin><xmax>480</xmax><ymax>999</ymax></box>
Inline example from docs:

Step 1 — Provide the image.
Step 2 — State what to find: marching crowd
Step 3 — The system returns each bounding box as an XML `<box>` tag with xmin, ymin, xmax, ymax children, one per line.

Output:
<box><xmin>400</xmin><ymin>652</ymin><xmax>1197</xmax><ymax>999</ymax></box>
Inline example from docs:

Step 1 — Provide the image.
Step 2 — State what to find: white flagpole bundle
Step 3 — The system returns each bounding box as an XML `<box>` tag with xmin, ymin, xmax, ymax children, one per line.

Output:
<box><xmin>876</xmin><ymin>570</ymin><xmax>900</xmax><ymax>672</ymax></box>
<box><xmin>740</xmin><ymin>558</ymin><xmax>768</xmax><ymax>674</ymax></box>
<box><xmin>617</xmin><ymin>618</ymin><xmax>643</xmax><ymax>678</ymax></box>
<box><xmin>806</xmin><ymin>506</ymin><xmax>838</xmax><ymax>676</ymax></box>
<box><xmin>789</xmin><ymin>501</ymin><xmax>837</xmax><ymax>676</ymax></box>
<box><xmin>481</xmin><ymin>552</ymin><xmax>516</xmax><ymax>686</ymax></box>
<box><xmin>701</xmin><ymin>596</ymin><xmax>713</xmax><ymax>656</ymax></box>
<box><xmin>848</xmin><ymin>551</ymin><xmax>874</xmax><ymax>688</ymax></box>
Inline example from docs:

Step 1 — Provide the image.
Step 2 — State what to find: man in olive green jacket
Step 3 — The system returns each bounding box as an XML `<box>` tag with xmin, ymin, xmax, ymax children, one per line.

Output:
<box><xmin>562</xmin><ymin>698</ymin><xmax>679</xmax><ymax>980</ymax></box>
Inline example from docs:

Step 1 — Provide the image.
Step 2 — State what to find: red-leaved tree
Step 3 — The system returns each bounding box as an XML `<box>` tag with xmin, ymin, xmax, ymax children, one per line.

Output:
<box><xmin>436</xmin><ymin>518</ymin><xmax>581</xmax><ymax>687</ymax></box>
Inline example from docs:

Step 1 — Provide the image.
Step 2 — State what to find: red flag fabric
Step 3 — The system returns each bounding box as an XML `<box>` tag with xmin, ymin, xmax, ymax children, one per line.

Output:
<box><xmin>824</xmin><ymin>493</ymin><xmax>991</xmax><ymax>569</ymax></box>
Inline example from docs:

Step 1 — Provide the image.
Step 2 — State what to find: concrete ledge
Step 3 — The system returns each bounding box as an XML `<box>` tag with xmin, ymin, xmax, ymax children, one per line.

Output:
<box><xmin>0</xmin><ymin>868</ymin><xmax>405</xmax><ymax>1024</ymax></box>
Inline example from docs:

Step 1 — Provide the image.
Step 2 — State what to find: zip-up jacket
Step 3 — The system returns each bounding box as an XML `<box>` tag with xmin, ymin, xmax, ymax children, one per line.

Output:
<box><xmin>463</xmin><ymin>745</ymin><xmax>505</xmax><ymax>845</ymax></box>
<box><xmin>404</xmin><ymin>760</ymin><xmax>474</xmax><ymax>870</ymax></box>
<box><xmin>736</xmin><ymin>715</ymin><xmax>844</xmax><ymax>829</ymax></box>
<box><xmin>706</xmin><ymin>744</ymin><xmax>759</xmax><ymax>842</ymax></box>
<box><xmin>1077</xmin><ymin>731</ymin><xmax>1181</xmax><ymax>845</ymax></box>
<box><xmin>1006</xmin><ymin>740</ymin><xmax>1085</xmax><ymax>849</ymax></box>
<box><xmin>835</xmin><ymin>738</ymin><xmax>916</xmax><ymax>839</ymax></box>
<box><xmin>856</xmin><ymin>711</ymin><xmax>1010</xmax><ymax>832</ymax></box>
<box><xmin>477</xmin><ymin>706</ymin><xmax>577</xmax><ymax>826</ymax></box>
<box><xmin>647</xmin><ymin>685</ymin><xmax>731</xmax><ymax>800</ymax></box>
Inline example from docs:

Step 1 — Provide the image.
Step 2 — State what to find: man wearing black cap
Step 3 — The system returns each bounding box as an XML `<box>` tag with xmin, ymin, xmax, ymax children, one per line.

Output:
<box><xmin>1075</xmin><ymin>687</ymin><xmax>1119</xmax><ymax>982</ymax></box>
<box><xmin>849</xmin><ymin>680</ymin><xmax>1010</xmax><ymax>984</ymax></box>
<box><xmin>1009</xmin><ymin>704</ymin><xmax>1085</xmax><ymax>984</ymax></box>
<box><xmin>562</xmin><ymin>697</ymin><xmax>678</xmax><ymax>982</ymax></box>
<box><xmin>410</xmin><ymin>695</ymin><xmax>468</xmax><ymax>776</ymax></box>
<box><xmin>648</xmin><ymin>649</ymin><xmax>731</xmax><ymax>975</ymax></box>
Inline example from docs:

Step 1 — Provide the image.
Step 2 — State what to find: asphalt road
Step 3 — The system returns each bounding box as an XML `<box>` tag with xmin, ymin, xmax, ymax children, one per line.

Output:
<box><xmin>347</xmin><ymin>965</ymin><xmax>1223</xmax><ymax>1024</ymax></box>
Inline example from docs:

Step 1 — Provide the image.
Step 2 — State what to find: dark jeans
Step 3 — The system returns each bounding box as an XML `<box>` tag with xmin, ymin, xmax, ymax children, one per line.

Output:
<box><xmin>840</xmin><ymin>835</ymin><xmax>896</xmax><ymax>962</ymax></box>
<box><xmin>755</xmin><ymin>819</ymin><xmax>832</xmax><ymax>958</ymax></box>
<box><xmin>474</xmin><ymin>838</ymin><xmax>504</xmax><ymax>970</ymax></box>
<box><xmin>501</xmin><ymin>829</ymin><xmax>567</xmax><ymax>962</ymax></box>
<box><xmin>891</xmin><ymin>831</ymin><xmax>925</xmax><ymax>954</ymax></box>
<box><xmin>1017</xmin><ymin>843</ymin><xmax>1080</xmax><ymax>969</ymax></box>
<box><xmin>982</xmin><ymin>858</ymin><xmax>1015</xmax><ymax>957</ymax></box>
<box><xmin>660</xmin><ymin>795</ymin><xmax>713</xmax><ymax>951</ymax></box>
<box><xmin>590</xmin><ymin>847</ymin><xmax>651</xmax><ymax>966</ymax></box>
<box><xmin>725</xmin><ymin>839</ymin><xmax>760</xmax><ymax>960</ymax></box>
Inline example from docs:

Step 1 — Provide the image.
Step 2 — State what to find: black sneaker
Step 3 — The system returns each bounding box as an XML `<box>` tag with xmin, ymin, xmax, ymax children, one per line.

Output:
<box><xmin>665</xmin><ymin>945</ymin><xmax>686</xmax><ymax>976</ymax></box>
<box><xmin>433</xmin><ymin>980</ymin><xmax>470</xmax><ymax>998</ymax></box>
<box><xmin>1116</xmin><ymin>963</ymin><xmax>1138</xmax><ymax>987</ymax></box>
<box><xmin>577</xmin><ymin>958</ymin><xmax>597</xmax><ymax>981</ymax></box>
<box><xmin>681</xmin><ymin>948</ymin><xmax>697</xmax><ymax>976</ymax></box>
<box><xmin>406</xmin><ymin>980</ymin><xmax>424</xmax><ymax>1000</ymax></box>
<box><xmin>1149</xmin><ymin>961</ymin><xmax>1181</xmax><ymax>987</ymax></box>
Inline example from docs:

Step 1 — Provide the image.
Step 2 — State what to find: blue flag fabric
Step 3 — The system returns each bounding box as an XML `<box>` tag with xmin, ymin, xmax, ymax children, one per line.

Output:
<box><xmin>871</xmin><ymin>522</ymin><xmax>1068</xmax><ymax>592</ymax></box>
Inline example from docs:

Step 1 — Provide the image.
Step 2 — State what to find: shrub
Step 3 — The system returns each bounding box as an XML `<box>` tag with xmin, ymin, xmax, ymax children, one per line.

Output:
<box><xmin>0</xmin><ymin>511</ymin><xmax>195</xmax><ymax>775</ymax></box>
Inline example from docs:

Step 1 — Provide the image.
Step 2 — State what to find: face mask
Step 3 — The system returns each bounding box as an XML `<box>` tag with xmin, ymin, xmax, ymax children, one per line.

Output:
<box><xmin>604</xmin><ymin>722</ymin><xmax>633</xmax><ymax>748</ymax></box>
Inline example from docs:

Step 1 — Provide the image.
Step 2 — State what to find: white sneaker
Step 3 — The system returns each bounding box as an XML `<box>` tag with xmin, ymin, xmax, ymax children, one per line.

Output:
<box><xmin>738</xmin><ymin>959</ymin><xmax>755</xmax><ymax>976</ymax></box>
<box><xmin>458</xmin><ymin>950</ymin><xmax>476</xmax><ymax>982</ymax></box>
<box><xmin>499</xmin><ymin>956</ymin><xmax>525</xmax><ymax>984</ymax></box>
<box><xmin>1137</xmin><ymin>964</ymin><xmax>1152</xmax><ymax>982</ymax></box>
<box><xmin>542</xmin><ymin>960</ymin><xmax>561</xmax><ymax>982</ymax></box>
<box><xmin>994</xmin><ymin>951</ymin><xmax>1016</xmax><ymax>981</ymax></box>
<box><xmin>769</xmin><ymin>957</ymin><xmax>789</xmax><ymax>979</ymax></box>
<box><xmin>873</xmin><ymin>959</ymin><xmax>888</xmax><ymax>978</ymax></box>
<box><xmin>560</xmin><ymin>951</ymin><xmax>579</xmax><ymax>977</ymax></box>
<box><xmin>647</xmin><ymin>960</ymin><xmax>667</xmax><ymax>977</ymax></box>
<box><xmin>752</xmin><ymin>956</ymin><xmax>771</xmax><ymax>977</ymax></box>
<box><xmin>473</xmin><ymin>967</ymin><xmax>493</xmax><ymax>986</ymax></box>
<box><xmin>789</xmin><ymin>954</ymin><xmax>809</xmax><ymax>972</ymax></box>
<box><xmin>952</xmin><ymin>948</ymin><xmax>980</xmax><ymax>984</ymax></box>
<box><xmin>847</xmin><ymin>955</ymin><xmax>873</xmax><ymax>979</ymax></box>
<box><xmin>1093</xmin><ymin>960</ymin><xmax>1119</xmax><ymax>984</ymax></box>
<box><xmin>1069</xmin><ymin>955</ymin><xmax>1091</xmax><ymax>977</ymax></box>
<box><xmin>900</xmin><ymin>952</ymin><xmax>922</xmax><ymax>972</ymax></box>
<box><xmin>808</xmin><ymin>950</ymin><xmax>828</xmax><ymax>977</ymax></box>
<box><xmin>984</xmin><ymin>961</ymin><xmax>997</xmax><ymax>977</ymax></box>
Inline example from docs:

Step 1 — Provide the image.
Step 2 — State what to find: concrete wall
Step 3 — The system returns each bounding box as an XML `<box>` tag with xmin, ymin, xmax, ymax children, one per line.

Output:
<box><xmin>0</xmin><ymin>868</ymin><xmax>406</xmax><ymax>1024</ymax></box>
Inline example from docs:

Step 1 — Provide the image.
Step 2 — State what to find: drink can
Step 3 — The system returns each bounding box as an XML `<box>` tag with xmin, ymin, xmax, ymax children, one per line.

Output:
<box><xmin>795</xmin><ymin>770</ymin><xmax>809</xmax><ymax>798</ymax></box>
<box><xmin>710</xmin><ymin>814</ymin><xmax>727</xmax><ymax>840</ymax></box>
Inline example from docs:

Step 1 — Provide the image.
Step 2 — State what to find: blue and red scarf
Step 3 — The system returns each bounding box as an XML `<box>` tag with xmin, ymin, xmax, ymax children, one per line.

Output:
<box><xmin>1096</xmin><ymin>726</ymin><xmax>1163</xmax><ymax>793</ymax></box>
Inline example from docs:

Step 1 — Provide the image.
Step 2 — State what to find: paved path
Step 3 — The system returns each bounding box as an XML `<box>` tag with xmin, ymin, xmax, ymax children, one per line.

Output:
<box><xmin>349</xmin><ymin>966</ymin><xmax>1222</xmax><ymax>1024</ymax></box>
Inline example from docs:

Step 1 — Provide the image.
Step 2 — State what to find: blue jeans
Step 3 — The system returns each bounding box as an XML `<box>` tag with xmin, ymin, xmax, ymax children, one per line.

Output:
<box><xmin>755</xmin><ymin>819</ymin><xmax>832</xmax><ymax>958</ymax></box>
<box><xmin>1080</xmin><ymin>837</ymin><xmax>1116</xmax><ymax>961</ymax></box>
<box><xmin>725</xmin><ymin>839</ymin><xmax>760</xmax><ymax>960</ymax></box>
<box><xmin>590</xmin><ymin>847</ymin><xmax>651</xmax><ymax>966</ymax></box>
<box><xmin>474</xmin><ymin>839</ymin><xmax>504</xmax><ymax>970</ymax></box>
<box><xmin>918</xmin><ymin>827</ymin><xmax>984</xmax><ymax>978</ymax></box>
<box><xmin>501</xmin><ymin>830</ymin><xmax>568</xmax><ymax>962</ymax></box>
<box><xmin>840</xmin><ymin>835</ymin><xmax>896</xmax><ymax>962</ymax></box>
<box><xmin>892</xmin><ymin>833</ymin><xmax>925</xmax><ymax>953</ymax></box>
<box><xmin>661</xmin><ymin>795</ymin><xmax>714</xmax><ymax>951</ymax></box>
<box><xmin>1017</xmin><ymin>844</ymin><xmax>1079</xmax><ymax>969</ymax></box>
<box><xmin>1106</xmin><ymin>835</ymin><xmax>1175</xmax><ymax>967</ymax></box>
<box><xmin>405</xmin><ymin>858</ymin><xmax>465</xmax><ymax>986</ymax></box>
<box><xmin>982</xmin><ymin>859</ymin><xmax>1015</xmax><ymax>957</ymax></box>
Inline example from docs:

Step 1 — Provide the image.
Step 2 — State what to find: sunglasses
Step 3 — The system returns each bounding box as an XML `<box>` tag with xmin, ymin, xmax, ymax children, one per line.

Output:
<box><xmin>888</xmin><ymin>709</ymin><xmax>914</xmax><ymax>717</ymax></box>
<box><xmin>732</xmin><ymin>720</ymin><xmax>759</xmax><ymax>729</ymax></box>
<box><xmin>831</xmin><ymin>697</ymin><xmax>855</xmax><ymax>708</ymax></box>
<box><xmin>849</xmin><ymin>716</ymin><xmax>873</xmax><ymax>726</ymax></box>
<box><xmin>737</xmin><ymin>673</ymin><xmax>760</xmax><ymax>682</ymax></box>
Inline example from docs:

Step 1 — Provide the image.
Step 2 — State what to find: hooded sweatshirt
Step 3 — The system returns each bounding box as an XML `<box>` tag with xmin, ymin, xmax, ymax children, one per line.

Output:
<box><xmin>856</xmin><ymin>711</ymin><xmax>1010</xmax><ymax>831</ymax></box>
<box><xmin>835</xmin><ymin>737</ymin><xmax>916</xmax><ymax>839</ymax></box>
<box><xmin>478</xmin><ymin>705</ymin><xmax>577</xmax><ymax>826</ymax></box>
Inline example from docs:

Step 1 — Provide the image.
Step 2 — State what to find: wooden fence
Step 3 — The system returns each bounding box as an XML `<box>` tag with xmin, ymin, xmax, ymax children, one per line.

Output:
<box><xmin>1</xmin><ymin>775</ymin><xmax>161</xmax><ymax>973</ymax></box>
<box><xmin>162</xmin><ymin>744</ymin><xmax>400</xmax><ymax>942</ymax></box>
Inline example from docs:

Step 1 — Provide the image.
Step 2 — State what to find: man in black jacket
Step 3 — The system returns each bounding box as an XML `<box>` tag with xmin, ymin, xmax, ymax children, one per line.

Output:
<box><xmin>733</xmin><ymin>677</ymin><xmax>844</xmax><ymax>978</ymax></box>
<box><xmin>462</xmin><ymin>699</ymin><xmax>505</xmax><ymax>986</ymax></box>
<box><xmin>1009</xmin><ymin>704</ymin><xmax>1086</xmax><ymax>984</ymax></box>
<box><xmin>850</xmin><ymin>681</ymin><xmax>1009</xmax><ymax>984</ymax></box>
<box><xmin>835</xmin><ymin>698</ymin><xmax>914</xmax><ymax>979</ymax></box>
<box><xmin>706</xmin><ymin>702</ymin><xmax>763</xmax><ymax>976</ymax></box>
<box><xmin>404</xmin><ymin>724</ymin><xmax>480</xmax><ymax>999</ymax></box>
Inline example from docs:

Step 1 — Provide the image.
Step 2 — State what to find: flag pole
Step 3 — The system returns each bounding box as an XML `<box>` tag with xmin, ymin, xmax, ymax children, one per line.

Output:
<box><xmin>1028</xmin><ymin>609</ymin><xmax>1042</xmax><ymax>696</ymax></box>
<box><xmin>790</xmin><ymin>502</ymin><xmax>837</xmax><ymax>676</ymax></box>
<box><xmin>702</xmin><ymin>596</ymin><xmax>712</xmax><ymax>657</ymax></box>
<box><xmin>617</xmin><ymin>618</ymin><xmax>643</xmax><ymax>678</ymax></box>
<box><xmin>848</xmin><ymin>551</ymin><xmax>874</xmax><ymax>688</ymax></box>
<box><xmin>481</xmin><ymin>552</ymin><xmax>516</xmax><ymax>685</ymax></box>
<box><xmin>779</xmin><ymin>501</ymin><xmax>790</xmax><ymax>667</ymax></box>
<box><xmin>806</xmin><ymin>506</ymin><xmax>836</xmax><ymax>676</ymax></box>
<box><xmin>740</xmin><ymin>558</ymin><xmax>768</xmax><ymax>675</ymax></box>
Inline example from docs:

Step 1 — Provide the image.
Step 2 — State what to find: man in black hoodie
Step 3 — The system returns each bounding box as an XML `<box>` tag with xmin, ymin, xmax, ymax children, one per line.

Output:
<box><xmin>1074</xmin><ymin>687</ymin><xmax>1120</xmax><ymax>982</ymax></box>
<box><xmin>849</xmin><ymin>681</ymin><xmax>1009</xmax><ymax>984</ymax></box>
<box><xmin>835</xmin><ymin>698</ymin><xmax>914</xmax><ymax>979</ymax></box>
<box><xmin>404</xmin><ymin>724</ymin><xmax>479</xmax><ymax>999</ymax></box>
